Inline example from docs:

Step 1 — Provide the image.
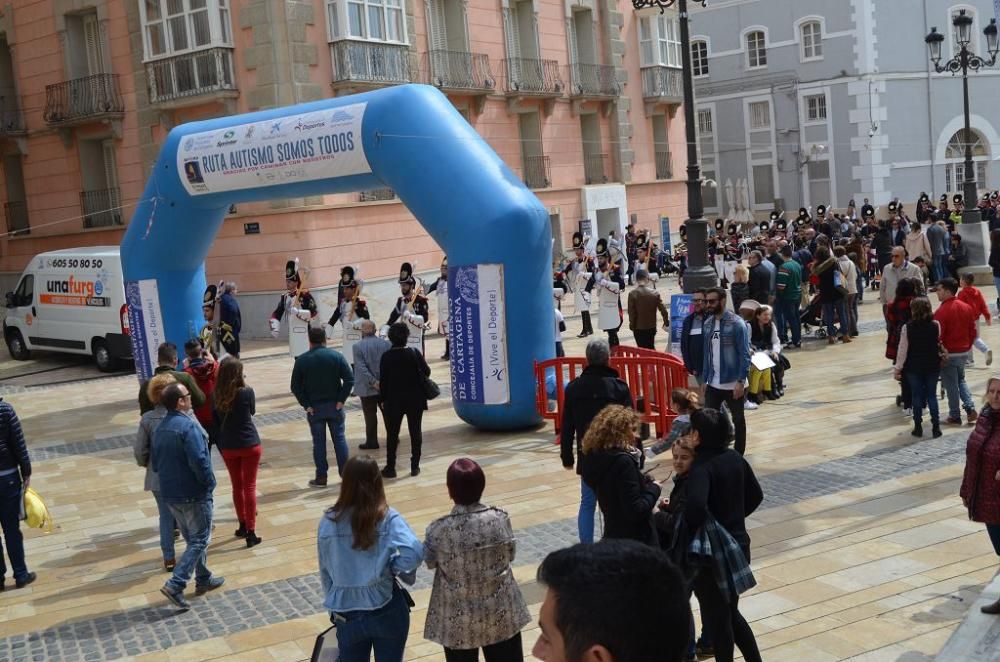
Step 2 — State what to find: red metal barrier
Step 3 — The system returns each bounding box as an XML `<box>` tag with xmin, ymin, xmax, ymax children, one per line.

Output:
<box><xmin>535</xmin><ymin>344</ymin><xmax>690</xmax><ymax>440</ymax></box>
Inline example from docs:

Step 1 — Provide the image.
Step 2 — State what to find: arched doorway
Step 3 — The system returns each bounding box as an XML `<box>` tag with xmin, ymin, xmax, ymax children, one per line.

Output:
<box><xmin>943</xmin><ymin>128</ymin><xmax>990</xmax><ymax>196</ymax></box>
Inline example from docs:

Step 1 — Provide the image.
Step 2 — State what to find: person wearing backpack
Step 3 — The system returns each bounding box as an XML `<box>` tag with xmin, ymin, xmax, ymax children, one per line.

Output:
<box><xmin>812</xmin><ymin>246</ymin><xmax>851</xmax><ymax>344</ymax></box>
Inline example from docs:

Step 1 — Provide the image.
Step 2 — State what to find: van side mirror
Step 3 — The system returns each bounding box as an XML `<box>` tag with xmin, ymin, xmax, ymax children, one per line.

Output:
<box><xmin>4</xmin><ymin>292</ymin><xmax>14</xmax><ymax>308</ymax></box>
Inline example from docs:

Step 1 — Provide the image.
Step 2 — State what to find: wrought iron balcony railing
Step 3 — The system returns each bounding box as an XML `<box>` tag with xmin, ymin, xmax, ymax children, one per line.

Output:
<box><xmin>523</xmin><ymin>154</ymin><xmax>551</xmax><ymax>189</ymax></box>
<box><xmin>146</xmin><ymin>47</ymin><xmax>236</xmax><ymax>105</ymax></box>
<box><xmin>655</xmin><ymin>150</ymin><xmax>673</xmax><ymax>180</ymax></box>
<box><xmin>641</xmin><ymin>65</ymin><xmax>683</xmax><ymax>102</ymax></box>
<box><xmin>502</xmin><ymin>57</ymin><xmax>564</xmax><ymax>95</ymax></box>
<box><xmin>330</xmin><ymin>41</ymin><xmax>416</xmax><ymax>87</ymax></box>
<box><xmin>569</xmin><ymin>63</ymin><xmax>619</xmax><ymax>97</ymax></box>
<box><xmin>3</xmin><ymin>200</ymin><xmax>28</xmax><ymax>235</ymax></box>
<box><xmin>44</xmin><ymin>73</ymin><xmax>124</xmax><ymax>125</ymax></box>
<box><xmin>584</xmin><ymin>153</ymin><xmax>609</xmax><ymax>185</ymax></box>
<box><xmin>359</xmin><ymin>188</ymin><xmax>396</xmax><ymax>202</ymax></box>
<box><xmin>428</xmin><ymin>50</ymin><xmax>495</xmax><ymax>92</ymax></box>
<box><xmin>80</xmin><ymin>188</ymin><xmax>123</xmax><ymax>229</ymax></box>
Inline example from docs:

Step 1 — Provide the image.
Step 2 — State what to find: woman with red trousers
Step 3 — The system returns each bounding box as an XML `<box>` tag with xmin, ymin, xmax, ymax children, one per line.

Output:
<box><xmin>960</xmin><ymin>375</ymin><xmax>1000</xmax><ymax>615</ymax></box>
<box><xmin>213</xmin><ymin>358</ymin><xmax>263</xmax><ymax>548</ymax></box>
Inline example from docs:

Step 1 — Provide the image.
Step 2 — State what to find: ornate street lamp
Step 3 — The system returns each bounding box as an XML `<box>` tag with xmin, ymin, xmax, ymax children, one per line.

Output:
<box><xmin>631</xmin><ymin>0</ymin><xmax>716</xmax><ymax>292</ymax></box>
<box><xmin>925</xmin><ymin>11</ymin><xmax>998</xmax><ymax>224</ymax></box>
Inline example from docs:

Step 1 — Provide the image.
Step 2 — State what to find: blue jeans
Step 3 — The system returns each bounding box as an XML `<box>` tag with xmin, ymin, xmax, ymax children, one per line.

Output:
<box><xmin>578</xmin><ymin>479</ymin><xmax>596</xmax><ymax>544</ymax></box>
<box><xmin>165</xmin><ymin>498</ymin><xmax>214</xmax><ymax>592</ymax></box>
<box><xmin>152</xmin><ymin>491</ymin><xmax>176</xmax><ymax>561</ymax></box>
<box><xmin>987</xmin><ymin>524</ymin><xmax>1000</xmax><ymax>556</ymax></box>
<box><xmin>906</xmin><ymin>371</ymin><xmax>940</xmax><ymax>426</ymax></box>
<box><xmin>856</xmin><ymin>272</ymin><xmax>864</xmax><ymax>302</ymax></box>
<box><xmin>0</xmin><ymin>471</ymin><xmax>29</xmax><ymax>582</ymax></box>
<box><xmin>334</xmin><ymin>586</ymin><xmax>410</xmax><ymax>662</ymax></box>
<box><xmin>775</xmin><ymin>298</ymin><xmax>800</xmax><ymax>345</ymax></box>
<box><xmin>941</xmin><ymin>353</ymin><xmax>975</xmax><ymax>419</ymax></box>
<box><xmin>822</xmin><ymin>300</ymin><xmax>849</xmax><ymax>338</ymax></box>
<box><xmin>933</xmin><ymin>255</ymin><xmax>947</xmax><ymax>283</ymax></box>
<box><xmin>308</xmin><ymin>402</ymin><xmax>348</xmax><ymax>479</ymax></box>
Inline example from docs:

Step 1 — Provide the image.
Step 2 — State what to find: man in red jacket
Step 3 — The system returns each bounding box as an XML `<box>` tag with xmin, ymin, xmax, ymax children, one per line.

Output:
<box><xmin>183</xmin><ymin>339</ymin><xmax>219</xmax><ymax>442</ymax></box>
<box><xmin>934</xmin><ymin>278</ymin><xmax>978</xmax><ymax>425</ymax></box>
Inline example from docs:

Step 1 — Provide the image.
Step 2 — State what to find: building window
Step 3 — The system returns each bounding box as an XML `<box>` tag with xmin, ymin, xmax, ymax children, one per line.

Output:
<box><xmin>804</xmin><ymin>94</ymin><xmax>826</xmax><ymax>121</ymax></box>
<box><xmin>807</xmin><ymin>160</ymin><xmax>831</xmax><ymax>207</ymax></box>
<box><xmin>639</xmin><ymin>15</ymin><xmax>681</xmax><ymax>67</ymax></box>
<box><xmin>749</xmin><ymin>100</ymin><xmax>770</xmax><ymax>129</ymax></box>
<box><xmin>697</xmin><ymin>108</ymin><xmax>713</xmax><ymax>136</ymax></box>
<box><xmin>745</xmin><ymin>30</ymin><xmax>766</xmax><ymax>68</ymax></box>
<box><xmin>800</xmin><ymin>20</ymin><xmax>822</xmax><ymax>60</ymax></box>
<box><xmin>691</xmin><ymin>40</ymin><xmax>708</xmax><ymax>76</ymax></box>
<box><xmin>944</xmin><ymin>127</ymin><xmax>990</xmax><ymax>193</ymax></box>
<box><xmin>752</xmin><ymin>164</ymin><xmax>774</xmax><ymax>205</ymax></box>
<box><xmin>139</xmin><ymin>0</ymin><xmax>233</xmax><ymax>60</ymax></box>
<box><xmin>328</xmin><ymin>0</ymin><xmax>406</xmax><ymax>42</ymax></box>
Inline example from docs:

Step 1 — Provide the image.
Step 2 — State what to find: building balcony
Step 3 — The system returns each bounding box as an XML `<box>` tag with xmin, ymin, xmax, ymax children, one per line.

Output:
<box><xmin>3</xmin><ymin>200</ymin><xmax>28</xmax><ymax>235</ymax></box>
<box><xmin>642</xmin><ymin>65</ymin><xmax>683</xmax><ymax>102</ymax></box>
<box><xmin>584</xmin><ymin>153</ymin><xmax>609</xmax><ymax>185</ymax></box>
<box><xmin>523</xmin><ymin>154</ymin><xmax>551</xmax><ymax>190</ymax></box>
<box><xmin>503</xmin><ymin>57</ymin><xmax>563</xmax><ymax>96</ymax></box>
<box><xmin>330</xmin><ymin>41</ymin><xmax>417</xmax><ymax>92</ymax></box>
<box><xmin>44</xmin><ymin>73</ymin><xmax>124</xmax><ymax>126</ymax></box>
<box><xmin>428</xmin><ymin>50</ymin><xmax>495</xmax><ymax>93</ymax></box>
<box><xmin>358</xmin><ymin>188</ymin><xmax>396</xmax><ymax>202</ymax></box>
<box><xmin>569</xmin><ymin>63</ymin><xmax>619</xmax><ymax>98</ymax></box>
<box><xmin>80</xmin><ymin>188</ymin><xmax>123</xmax><ymax>229</ymax></box>
<box><xmin>146</xmin><ymin>47</ymin><xmax>237</xmax><ymax>108</ymax></box>
<box><xmin>655</xmin><ymin>150</ymin><xmax>673</xmax><ymax>180</ymax></box>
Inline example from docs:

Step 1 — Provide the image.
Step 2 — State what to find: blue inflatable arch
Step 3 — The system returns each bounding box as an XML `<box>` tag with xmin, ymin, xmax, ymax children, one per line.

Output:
<box><xmin>121</xmin><ymin>84</ymin><xmax>552</xmax><ymax>430</ymax></box>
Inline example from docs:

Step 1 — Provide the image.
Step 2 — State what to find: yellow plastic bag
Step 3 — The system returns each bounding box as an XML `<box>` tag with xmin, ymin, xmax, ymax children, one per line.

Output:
<box><xmin>23</xmin><ymin>487</ymin><xmax>53</xmax><ymax>532</ymax></box>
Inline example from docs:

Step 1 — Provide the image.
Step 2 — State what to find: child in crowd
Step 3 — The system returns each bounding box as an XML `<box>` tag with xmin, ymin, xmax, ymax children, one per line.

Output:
<box><xmin>730</xmin><ymin>264</ymin><xmax>750</xmax><ymax>312</ymax></box>
<box><xmin>912</xmin><ymin>256</ymin><xmax>932</xmax><ymax>293</ymax></box>
<box><xmin>646</xmin><ymin>388</ymin><xmax>700</xmax><ymax>458</ymax></box>
<box><xmin>653</xmin><ymin>439</ymin><xmax>713</xmax><ymax>661</ymax></box>
<box><xmin>553</xmin><ymin>289</ymin><xmax>566</xmax><ymax>358</ymax></box>
<box><xmin>958</xmin><ymin>272</ymin><xmax>993</xmax><ymax>366</ymax></box>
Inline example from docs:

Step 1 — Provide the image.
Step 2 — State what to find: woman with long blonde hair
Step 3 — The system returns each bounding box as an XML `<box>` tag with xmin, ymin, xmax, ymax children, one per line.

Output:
<box><xmin>318</xmin><ymin>455</ymin><xmax>423</xmax><ymax>660</ymax></box>
<box><xmin>579</xmin><ymin>405</ymin><xmax>661</xmax><ymax>545</ymax></box>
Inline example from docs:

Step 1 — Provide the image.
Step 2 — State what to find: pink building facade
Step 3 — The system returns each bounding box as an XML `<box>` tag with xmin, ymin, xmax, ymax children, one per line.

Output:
<box><xmin>0</xmin><ymin>0</ymin><xmax>686</xmax><ymax>335</ymax></box>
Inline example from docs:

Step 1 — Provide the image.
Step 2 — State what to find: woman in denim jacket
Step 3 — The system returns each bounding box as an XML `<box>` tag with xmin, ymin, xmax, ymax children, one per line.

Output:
<box><xmin>424</xmin><ymin>459</ymin><xmax>530</xmax><ymax>661</ymax></box>
<box><xmin>318</xmin><ymin>455</ymin><xmax>423</xmax><ymax>661</ymax></box>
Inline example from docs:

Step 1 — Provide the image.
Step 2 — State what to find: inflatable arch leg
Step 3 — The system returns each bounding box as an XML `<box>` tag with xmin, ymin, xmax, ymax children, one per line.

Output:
<box><xmin>121</xmin><ymin>84</ymin><xmax>552</xmax><ymax>430</ymax></box>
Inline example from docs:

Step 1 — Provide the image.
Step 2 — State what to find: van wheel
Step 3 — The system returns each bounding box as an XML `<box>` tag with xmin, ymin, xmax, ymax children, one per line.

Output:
<box><xmin>92</xmin><ymin>339</ymin><xmax>118</xmax><ymax>372</ymax></box>
<box><xmin>6</xmin><ymin>330</ymin><xmax>30</xmax><ymax>360</ymax></box>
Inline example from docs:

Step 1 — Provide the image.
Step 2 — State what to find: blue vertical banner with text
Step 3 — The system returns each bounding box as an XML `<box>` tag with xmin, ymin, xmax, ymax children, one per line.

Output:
<box><xmin>448</xmin><ymin>264</ymin><xmax>510</xmax><ymax>405</ymax></box>
<box><xmin>669</xmin><ymin>293</ymin><xmax>694</xmax><ymax>355</ymax></box>
<box><xmin>125</xmin><ymin>279</ymin><xmax>165</xmax><ymax>381</ymax></box>
<box><xmin>659</xmin><ymin>216</ymin><xmax>672</xmax><ymax>254</ymax></box>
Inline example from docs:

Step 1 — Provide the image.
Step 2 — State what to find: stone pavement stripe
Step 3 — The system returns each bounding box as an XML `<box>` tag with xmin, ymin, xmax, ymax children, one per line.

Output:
<box><xmin>0</xmin><ymin>428</ymin><xmax>973</xmax><ymax>662</ymax></box>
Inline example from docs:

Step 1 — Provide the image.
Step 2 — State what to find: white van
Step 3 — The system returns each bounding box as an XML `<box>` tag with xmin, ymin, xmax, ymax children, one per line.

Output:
<box><xmin>3</xmin><ymin>247</ymin><xmax>132</xmax><ymax>371</ymax></box>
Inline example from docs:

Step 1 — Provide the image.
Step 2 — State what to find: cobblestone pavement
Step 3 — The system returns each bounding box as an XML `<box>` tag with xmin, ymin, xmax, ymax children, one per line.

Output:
<box><xmin>0</xmin><ymin>427</ymin><xmax>974</xmax><ymax>661</ymax></box>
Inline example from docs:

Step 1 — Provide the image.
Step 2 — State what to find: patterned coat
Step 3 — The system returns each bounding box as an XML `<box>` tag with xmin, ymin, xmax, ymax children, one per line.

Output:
<box><xmin>423</xmin><ymin>504</ymin><xmax>530</xmax><ymax>649</ymax></box>
<box><xmin>960</xmin><ymin>406</ymin><xmax>1000</xmax><ymax>524</ymax></box>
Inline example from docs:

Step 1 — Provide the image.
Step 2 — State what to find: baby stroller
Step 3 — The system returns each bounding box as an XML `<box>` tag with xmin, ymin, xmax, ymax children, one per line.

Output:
<box><xmin>867</xmin><ymin>246</ymin><xmax>881</xmax><ymax>290</ymax></box>
<box><xmin>800</xmin><ymin>293</ymin><xmax>834</xmax><ymax>339</ymax></box>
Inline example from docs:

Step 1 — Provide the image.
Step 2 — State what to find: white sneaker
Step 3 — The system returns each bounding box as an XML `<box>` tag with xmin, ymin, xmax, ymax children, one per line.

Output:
<box><xmin>745</xmin><ymin>400</ymin><xmax>759</xmax><ymax>410</ymax></box>
<box><xmin>988</xmin><ymin>350</ymin><xmax>994</xmax><ymax>367</ymax></box>
<box><xmin>902</xmin><ymin>408</ymin><xmax>913</xmax><ymax>418</ymax></box>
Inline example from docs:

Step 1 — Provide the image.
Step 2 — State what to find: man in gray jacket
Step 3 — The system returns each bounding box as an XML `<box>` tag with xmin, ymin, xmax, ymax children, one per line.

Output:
<box><xmin>926</xmin><ymin>218</ymin><xmax>950</xmax><ymax>284</ymax></box>
<box><xmin>352</xmin><ymin>320</ymin><xmax>391</xmax><ymax>451</ymax></box>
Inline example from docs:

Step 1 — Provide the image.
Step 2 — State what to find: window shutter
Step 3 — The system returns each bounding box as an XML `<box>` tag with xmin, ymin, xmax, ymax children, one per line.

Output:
<box><xmin>504</xmin><ymin>6</ymin><xmax>521</xmax><ymax>60</ymax></box>
<box><xmin>83</xmin><ymin>14</ymin><xmax>105</xmax><ymax>75</ymax></box>
<box><xmin>568</xmin><ymin>18</ymin><xmax>579</xmax><ymax>64</ymax></box>
<box><xmin>428</xmin><ymin>0</ymin><xmax>447</xmax><ymax>51</ymax></box>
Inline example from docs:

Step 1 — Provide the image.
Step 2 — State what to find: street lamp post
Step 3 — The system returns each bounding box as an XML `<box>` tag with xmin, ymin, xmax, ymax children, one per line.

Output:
<box><xmin>631</xmin><ymin>0</ymin><xmax>716</xmax><ymax>292</ymax></box>
<box><xmin>925</xmin><ymin>11</ymin><xmax>999</xmax><ymax>226</ymax></box>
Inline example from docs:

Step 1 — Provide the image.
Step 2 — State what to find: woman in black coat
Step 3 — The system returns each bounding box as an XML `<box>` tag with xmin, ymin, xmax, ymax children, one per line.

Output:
<box><xmin>378</xmin><ymin>322</ymin><xmax>431</xmax><ymax>479</ymax></box>
<box><xmin>579</xmin><ymin>405</ymin><xmax>660</xmax><ymax>546</ymax></box>
<box><xmin>681</xmin><ymin>408</ymin><xmax>763</xmax><ymax>662</ymax></box>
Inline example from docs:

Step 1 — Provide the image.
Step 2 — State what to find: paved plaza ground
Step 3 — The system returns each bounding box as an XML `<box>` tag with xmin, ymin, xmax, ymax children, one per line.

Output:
<box><xmin>1</xmin><ymin>279</ymin><xmax>999</xmax><ymax>661</ymax></box>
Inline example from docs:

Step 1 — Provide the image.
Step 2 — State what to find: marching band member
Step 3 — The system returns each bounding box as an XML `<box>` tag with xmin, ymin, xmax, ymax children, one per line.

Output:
<box><xmin>270</xmin><ymin>259</ymin><xmax>318</xmax><ymax>358</ymax></box>
<box><xmin>384</xmin><ymin>262</ymin><xmax>429</xmax><ymax>354</ymax></box>
<box><xmin>199</xmin><ymin>282</ymin><xmax>234</xmax><ymax>360</ymax></box>
<box><xmin>588</xmin><ymin>238</ymin><xmax>626</xmax><ymax>347</ymax></box>
<box><xmin>562</xmin><ymin>232</ymin><xmax>595</xmax><ymax>338</ymax></box>
<box><xmin>634</xmin><ymin>233</ymin><xmax>660</xmax><ymax>288</ymax></box>
<box><xmin>425</xmin><ymin>257</ymin><xmax>450</xmax><ymax>360</ymax></box>
<box><xmin>330</xmin><ymin>268</ymin><xmax>369</xmax><ymax>365</ymax></box>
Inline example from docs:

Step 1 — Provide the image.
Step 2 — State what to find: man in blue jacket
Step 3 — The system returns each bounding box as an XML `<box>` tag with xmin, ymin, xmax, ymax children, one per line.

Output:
<box><xmin>153</xmin><ymin>383</ymin><xmax>222</xmax><ymax>610</ymax></box>
<box><xmin>701</xmin><ymin>287</ymin><xmax>751</xmax><ymax>454</ymax></box>
<box><xmin>680</xmin><ymin>289</ymin><xmax>708</xmax><ymax>391</ymax></box>
<box><xmin>0</xmin><ymin>398</ymin><xmax>35</xmax><ymax>589</ymax></box>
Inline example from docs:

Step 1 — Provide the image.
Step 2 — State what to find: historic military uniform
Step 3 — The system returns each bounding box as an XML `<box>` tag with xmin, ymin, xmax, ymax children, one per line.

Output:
<box><xmin>562</xmin><ymin>231</ymin><xmax>595</xmax><ymax>337</ymax></box>
<box><xmin>328</xmin><ymin>267</ymin><xmax>369</xmax><ymax>363</ymax></box>
<box><xmin>270</xmin><ymin>259</ymin><xmax>318</xmax><ymax>358</ymax></box>
<box><xmin>633</xmin><ymin>233</ymin><xmax>659</xmax><ymax>287</ymax></box>
<box><xmin>199</xmin><ymin>282</ymin><xmax>236</xmax><ymax>360</ymax></box>
<box><xmin>425</xmin><ymin>257</ymin><xmax>450</xmax><ymax>359</ymax></box>
<box><xmin>588</xmin><ymin>237</ymin><xmax>626</xmax><ymax>347</ymax></box>
<box><xmin>385</xmin><ymin>262</ymin><xmax>429</xmax><ymax>354</ymax></box>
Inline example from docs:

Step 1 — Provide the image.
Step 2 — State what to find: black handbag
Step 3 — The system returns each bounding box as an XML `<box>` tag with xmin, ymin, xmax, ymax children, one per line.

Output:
<box><xmin>310</xmin><ymin>625</ymin><xmax>339</xmax><ymax>662</ymax></box>
<box><xmin>411</xmin><ymin>348</ymin><xmax>440</xmax><ymax>400</ymax></box>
